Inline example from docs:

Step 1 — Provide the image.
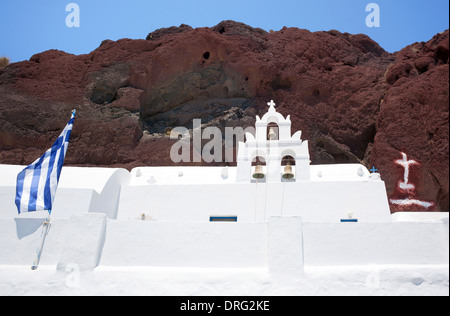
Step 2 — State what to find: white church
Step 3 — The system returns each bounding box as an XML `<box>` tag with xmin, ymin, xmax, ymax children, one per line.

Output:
<box><xmin>0</xmin><ymin>100</ymin><xmax>448</xmax><ymax>287</ymax></box>
<box><xmin>119</xmin><ymin>100</ymin><xmax>391</xmax><ymax>223</ymax></box>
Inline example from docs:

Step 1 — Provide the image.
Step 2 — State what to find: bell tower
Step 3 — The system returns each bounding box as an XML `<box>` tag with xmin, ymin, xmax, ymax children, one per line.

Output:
<box><xmin>236</xmin><ymin>100</ymin><xmax>310</xmax><ymax>182</ymax></box>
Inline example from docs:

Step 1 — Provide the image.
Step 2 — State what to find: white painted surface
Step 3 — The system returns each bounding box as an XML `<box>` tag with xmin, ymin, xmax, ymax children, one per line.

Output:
<box><xmin>268</xmin><ymin>217</ymin><xmax>304</xmax><ymax>276</ymax></box>
<box><xmin>100</xmin><ymin>220</ymin><xmax>269</xmax><ymax>268</ymax></box>
<box><xmin>118</xmin><ymin>171</ymin><xmax>391</xmax><ymax>222</ymax></box>
<box><xmin>0</xmin><ymin>165</ymin><xmax>129</xmax><ymax>219</ymax></box>
<box><xmin>0</xmin><ymin>213</ymin><xmax>447</xmax><ymax>295</ymax></box>
<box><xmin>303</xmin><ymin>219</ymin><xmax>449</xmax><ymax>266</ymax></box>
<box><xmin>56</xmin><ymin>213</ymin><xmax>107</xmax><ymax>271</ymax></box>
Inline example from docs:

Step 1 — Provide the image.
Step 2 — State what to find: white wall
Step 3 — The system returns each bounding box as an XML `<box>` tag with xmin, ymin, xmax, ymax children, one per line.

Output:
<box><xmin>99</xmin><ymin>220</ymin><xmax>269</xmax><ymax>268</ymax></box>
<box><xmin>0</xmin><ymin>186</ymin><xmax>95</xmax><ymax>219</ymax></box>
<box><xmin>117</xmin><ymin>183</ymin><xmax>258</xmax><ymax>221</ymax></box>
<box><xmin>0</xmin><ymin>215</ymin><xmax>305</xmax><ymax>271</ymax></box>
<box><xmin>0</xmin><ymin>217</ymin><xmax>52</xmax><ymax>265</ymax></box>
<box><xmin>0</xmin><ymin>165</ymin><xmax>129</xmax><ymax>219</ymax></box>
<box><xmin>278</xmin><ymin>181</ymin><xmax>391</xmax><ymax>222</ymax></box>
<box><xmin>302</xmin><ymin>219</ymin><xmax>449</xmax><ymax>265</ymax></box>
<box><xmin>56</xmin><ymin>213</ymin><xmax>107</xmax><ymax>271</ymax></box>
<box><xmin>0</xmin><ymin>165</ymin><xmax>28</xmax><ymax>218</ymax></box>
<box><xmin>2</xmin><ymin>164</ymin><xmax>390</xmax><ymax>222</ymax></box>
<box><xmin>268</xmin><ymin>216</ymin><xmax>304</xmax><ymax>275</ymax></box>
<box><xmin>0</xmin><ymin>186</ymin><xmax>19</xmax><ymax>218</ymax></box>
<box><xmin>118</xmin><ymin>180</ymin><xmax>391</xmax><ymax>223</ymax></box>
<box><xmin>86</xmin><ymin>168</ymin><xmax>130</xmax><ymax>219</ymax></box>
<box><xmin>52</xmin><ymin>188</ymin><xmax>95</xmax><ymax>218</ymax></box>
<box><xmin>0</xmin><ymin>214</ymin><xmax>447</xmax><ymax>270</ymax></box>
<box><xmin>0</xmin><ymin>213</ymin><xmax>107</xmax><ymax>269</ymax></box>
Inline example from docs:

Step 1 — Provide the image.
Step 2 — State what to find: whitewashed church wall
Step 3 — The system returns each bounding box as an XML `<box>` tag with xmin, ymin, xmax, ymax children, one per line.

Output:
<box><xmin>99</xmin><ymin>220</ymin><xmax>269</xmax><ymax>268</ymax></box>
<box><xmin>0</xmin><ymin>213</ymin><xmax>107</xmax><ymax>268</ymax></box>
<box><xmin>117</xmin><ymin>180</ymin><xmax>391</xmax><ymax>222</ymax></box>
<box><xmin>0</xmin><ymin>166</ymin><xmax>129</xmax><ymax>219</ymax></box>
<box><xmin>52</xmin><ymin>188</ymin><xmax>94</xmax><ymax>218</ymax></box>
<box><xmin>0</xmin><ymin>217</ymin><xmax>76</xmax><ymax>265</ymax></box>
<box><xmin>0</xmin><ymin>186</ymin><xmax>19</xmax><ymax>218</ymax></box>
<box><xmin>117</xmin><ymin>183</ymin><xmax>259</xmax><ymax>221</ymax></box>
<box><xmin>1</xmin><ymin>214</ymin><xmax>447</xmax><ymax>269</ymax></box>
<box><xmin>0</xmin><ymin>187</ymin><xmax>95</xmax><ymax>219</ymax></box>
<box><xmin>87</xmin><ymin>168</ymin><xmax>130</xmax><ymax>219</ymax></box>
<box><xmin>302</xmin><ymin>220</ymin><xmax>449</xmax><ymax>265</ymax></box>
<box><xmin>280</xmin><ymin>181</ymin><xmax>392</xmax><ymax>222</ymax></box>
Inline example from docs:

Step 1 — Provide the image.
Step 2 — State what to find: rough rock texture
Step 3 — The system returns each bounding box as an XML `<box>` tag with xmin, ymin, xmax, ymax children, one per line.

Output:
<box><xmin>0</xmin><ymin>21</ymin><xmax>448</xmax><ymax>212</ymax></box>
<box><xmin>372</xmin><ymin>30</ymin><xmax>449</xmax><ymax>213</ymax></box>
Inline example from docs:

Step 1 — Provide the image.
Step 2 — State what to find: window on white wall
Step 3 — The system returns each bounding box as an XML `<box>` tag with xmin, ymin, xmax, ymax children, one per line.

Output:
<box><xmin>210</xmin><ymin>216</ymin><xmax>238</xmax><ymax>222</ymax></box>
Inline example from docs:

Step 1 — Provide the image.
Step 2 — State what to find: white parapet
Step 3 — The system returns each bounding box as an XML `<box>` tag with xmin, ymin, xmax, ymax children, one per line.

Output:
<box><xmin>0</xmin><ymin>165</ymin><xmax>130</xmax><ymax>219</ymax></box>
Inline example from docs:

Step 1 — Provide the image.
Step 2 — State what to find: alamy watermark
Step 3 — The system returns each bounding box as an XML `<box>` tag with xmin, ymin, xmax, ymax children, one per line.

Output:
<box><xmin>365</xmin><ymin>3</ymin><xmax>380</xmax><ymax>28</ymax></box>
<box><xmin>65</xmin><ymin>3</ymin><xmax>379</xmax><ymax>29</ymax></box>
<box><xmin>169</xmin><ymin>119</ymin><xmax>257</xmax><ymax>163</ymax></box>
<box><xmin>65</xmin><ymin>263</ymin><xmax>80</xmax><ymax>288</ymax></box>
<box><xmin>65</xmin><ymin>3</ymin><xmax>80</xmax><ymax>28</ymax></box>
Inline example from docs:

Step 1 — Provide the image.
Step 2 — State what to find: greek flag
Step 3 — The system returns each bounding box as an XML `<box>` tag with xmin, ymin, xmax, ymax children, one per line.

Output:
<box><xmin>15</xmin><ymin>110</ymin><xmax>76</xmax><ymax>214</ymax></box>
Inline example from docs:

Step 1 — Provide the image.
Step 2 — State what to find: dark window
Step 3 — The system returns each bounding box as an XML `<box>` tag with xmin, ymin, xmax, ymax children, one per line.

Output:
<box><xmin>210</xmin><ymin>216</ymin><xmax>237</xmax><ymax>222</ymax></box>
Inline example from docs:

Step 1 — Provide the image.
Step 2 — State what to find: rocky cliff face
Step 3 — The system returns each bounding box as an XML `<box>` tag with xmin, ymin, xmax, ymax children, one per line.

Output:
<box><xmin>0</xmin><ymin>21</ymin><xmax>448</xmax><ymax>212</ymax></box>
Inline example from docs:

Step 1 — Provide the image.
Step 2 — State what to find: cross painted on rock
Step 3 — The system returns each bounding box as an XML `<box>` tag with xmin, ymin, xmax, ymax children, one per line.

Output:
<box><xmin>370</xmin><ymin>166</ymin><xmax>378</xmax><ymax>173</ymax></box>
<box><xmin>395</xmin><ymin>152</ymin><xmax>417</xmax><ymax>191</ymax></box>
<box><xmin>389</xmin><ymin>151</ymin><xmax>435</xmax><ymax>210</ymax></box>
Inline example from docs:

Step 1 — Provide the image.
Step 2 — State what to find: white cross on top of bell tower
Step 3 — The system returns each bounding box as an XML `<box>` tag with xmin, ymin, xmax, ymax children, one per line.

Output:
<box><xmin>267</xmin><ymin>100</ymin><xmax>276</xmax><ymax>111</ymax></box>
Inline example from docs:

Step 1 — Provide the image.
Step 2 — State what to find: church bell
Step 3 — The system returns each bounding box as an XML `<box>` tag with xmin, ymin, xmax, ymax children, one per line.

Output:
<box><xmin>282</xmin><ymin>163</ymin><xmax>295</xmax><ymax>179</ymax></box>
<box><xmin>252</xmin><ymin>164</ymin><xmax>265</xmax><ymax>179</ymax></box>
<box><xmin>268</xmin><ymin>128</ymin><xmax>276</xmax><ymax>140</ymax></box>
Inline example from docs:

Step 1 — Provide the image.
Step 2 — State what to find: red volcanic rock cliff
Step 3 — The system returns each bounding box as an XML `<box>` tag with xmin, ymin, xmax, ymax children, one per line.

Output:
<box><xmin>0</xmin><ymin>21</ymin><xmax>448</xmax><ymax>212</ymax></box>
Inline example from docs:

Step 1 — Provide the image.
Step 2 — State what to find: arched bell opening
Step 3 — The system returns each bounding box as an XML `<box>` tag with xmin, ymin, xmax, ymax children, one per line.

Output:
<box><xmin>266</xmin><ymin>122</ymin><xmax>279</xmax><ymax>141</ymax></box>
<box><xmin>281</xmin><ymin>155</ymin><xmax>296</xmax><ymax>181</ymax></box>
<box><xmin>251</xmin><ymin>156</ymin><xmax>266</xmax><ymax>181</ymax></box>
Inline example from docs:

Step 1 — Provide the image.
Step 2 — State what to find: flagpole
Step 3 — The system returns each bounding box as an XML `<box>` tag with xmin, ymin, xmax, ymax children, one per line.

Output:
<box><xmin>15</xmin><ymin>109</ymin><xmax>76</xmax><ymax>270</ymax></box>
<box><xmin>31</xmin><ymin>212</ymin><xmax>52</xmax><ymax>270</ymax></box>
<box><xmin>30</xmin><ymin>110</ymin><xmax>75</xmax><ymax>270</ymax></box>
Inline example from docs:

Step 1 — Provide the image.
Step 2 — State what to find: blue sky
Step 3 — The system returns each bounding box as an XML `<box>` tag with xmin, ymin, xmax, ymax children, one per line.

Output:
<box><xmin>0</xmin><ymin>0</ymin><xmax>449</xmax><ymax>63</ymax></box>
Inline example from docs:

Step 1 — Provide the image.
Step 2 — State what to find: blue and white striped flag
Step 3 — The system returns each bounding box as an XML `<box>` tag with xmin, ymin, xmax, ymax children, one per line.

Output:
<box><xmin>15</xmin><ymin>110</ymin><xmax>76</xmax><ymax>214</ymax></box>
